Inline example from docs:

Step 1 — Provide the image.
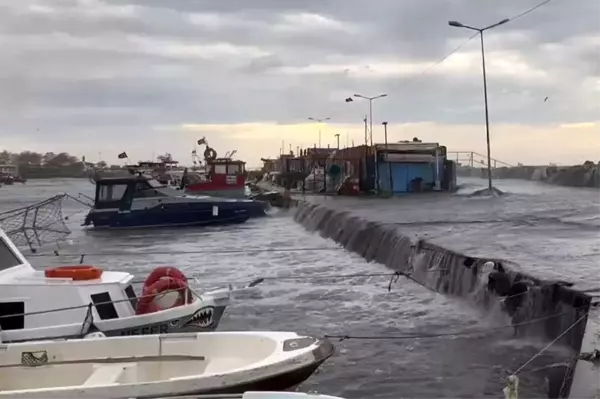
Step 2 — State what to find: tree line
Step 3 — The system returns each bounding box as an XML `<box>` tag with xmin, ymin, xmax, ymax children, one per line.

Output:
<box><xmin>0</xmin><ymin>150</ymin><xmax>122</xmax><ymax>178</ymax></box>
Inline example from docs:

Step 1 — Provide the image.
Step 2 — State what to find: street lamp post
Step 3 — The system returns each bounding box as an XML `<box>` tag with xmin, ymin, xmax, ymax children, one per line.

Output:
<box><xmin>448</xmin><ymin>18</ymin><xmax>509</xmax><ymax>192</ymax></box>
<box><xmin>334</xmin><ymin>133</ymin><xmax>340</xmax><ymax>149</ymax></box>
<box><xmin>350</xmin><ymin>94</ymin><xmax>387</xmax><ymax>146</ymax></box>
<box><xmin>308</xmin><ymin>117</ymin><xmax>331</xmax><ymax>148</ymax></box>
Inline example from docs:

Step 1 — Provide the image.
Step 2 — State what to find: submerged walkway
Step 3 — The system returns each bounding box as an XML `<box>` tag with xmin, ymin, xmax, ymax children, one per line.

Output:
<box><xmin>292</xmin><ymin>189</ymin><xmax>599</xmax><ymax>397</ymax></box>
<box><xmin>293</xmin><ymin>181</ymin><xmax>599</xmax><ymax>292</ymax></box>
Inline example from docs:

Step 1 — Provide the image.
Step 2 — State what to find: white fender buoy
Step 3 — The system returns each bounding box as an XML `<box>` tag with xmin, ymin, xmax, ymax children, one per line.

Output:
<box><xmin>84</xmin><ymin>331</ymin><xmax>106</xmax><ymax>339</ymax></box>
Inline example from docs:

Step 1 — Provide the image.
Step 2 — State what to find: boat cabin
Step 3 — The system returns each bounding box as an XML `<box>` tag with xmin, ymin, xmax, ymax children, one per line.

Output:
<box><xmin>0</xmin><ymin>228</ymin><xmax>137</xmax><ymax>343</ymax></box>
<box><xmin>92</xmin><ymin>174</ymin><xmax>170</xmax><ymax>211</ymax></box>
<box><xmin>207</xmin><ymin>158</ymin><xmax>245</xmax><ymax>179</ymax></box>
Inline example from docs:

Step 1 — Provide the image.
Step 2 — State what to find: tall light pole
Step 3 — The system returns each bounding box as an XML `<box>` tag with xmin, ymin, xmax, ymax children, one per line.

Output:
<box><xmin>448</xmin><ymin>18</ymin><xmax>509</xmax><ymax>192</ymax></box>
<box><xmin>334</xmin><ymin>133</ymin><xmax>340</xmax><ymax>149</ymax></box>
<box><xmin>308</xmin><ymin>117</ymin><xmax>330</xmax><ymax>148</ymax></box>
<box><xmin>347</xmin><ymin>94</ymin><xmax>387</xmax><ymax>146</ymax></box>
<box><xmin>382</xmin><ymin>121</ymin><xmax>393</xmax><ymax>194</ymax></box>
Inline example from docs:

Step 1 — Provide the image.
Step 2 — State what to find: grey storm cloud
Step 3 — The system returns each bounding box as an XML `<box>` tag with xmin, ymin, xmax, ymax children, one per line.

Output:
<box><xmin>0</xmin><ymin>0</ymin><xmax>598</xmax><ymax>144</ymax></box>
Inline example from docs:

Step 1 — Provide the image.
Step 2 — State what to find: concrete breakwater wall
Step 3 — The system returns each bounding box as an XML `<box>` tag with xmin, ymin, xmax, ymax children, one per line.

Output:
<box><xmin>457</xmin><ymin>163</ymin><xmax>600</xmax><ymax>188</ymax></box>
<box><xmin>293</xmin><ymin>201</ymin><xmax>592</xmax><ymax>352</ymax></box>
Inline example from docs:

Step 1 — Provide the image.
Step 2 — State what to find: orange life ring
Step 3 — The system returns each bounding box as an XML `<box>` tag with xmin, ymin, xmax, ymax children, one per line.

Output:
<box><xmin>136</xmin><ymin>277</ymin><xmax>190</xmax><ymax>315</ymax></box>
<box><xmin>45</xmin><ymin>265</ymin><xmax>103</xmax><ymax>281</ymax></box>
<box><xmin>142</xmin><ymin>266</ymin><xmax>188</xmax><ymax>294</ymax></box>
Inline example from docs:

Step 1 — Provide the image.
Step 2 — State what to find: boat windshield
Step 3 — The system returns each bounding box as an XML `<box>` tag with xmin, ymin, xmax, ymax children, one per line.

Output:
<box><xmin>0</xmin><ymin>237</ymin><xmax>22</xmax><ymax>271</ymax></box>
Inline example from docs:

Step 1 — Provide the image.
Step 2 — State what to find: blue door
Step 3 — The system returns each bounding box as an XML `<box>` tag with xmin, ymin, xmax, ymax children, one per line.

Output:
<box><xmin>379</xmin><ymin>163</ymin><xmax>436</xmax><ymax>193</ymax></box>
<box><xmin>392</xmin><ymin>163</ymin><xmax>409</xmax><ymax>193</ymax></box>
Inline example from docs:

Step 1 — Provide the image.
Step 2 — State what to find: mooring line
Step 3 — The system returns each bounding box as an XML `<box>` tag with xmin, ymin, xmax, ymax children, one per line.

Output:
<box><xmin>28</xmin><ymin>246</ymin><xmax>344</xmax><ymax>258</ymax></box>
<box><xmin>511</xmin><ymin>312</ymin><xmax>590</xmax><ymax>376</ymax></box>
<box><xmin>324</xmin><ymin>311</ymin><xmax>575</xmax><ymax>342</ymax></box>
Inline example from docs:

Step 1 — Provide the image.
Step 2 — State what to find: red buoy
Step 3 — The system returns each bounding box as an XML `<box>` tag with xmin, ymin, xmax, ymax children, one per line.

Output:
<box><xmin>45</xmin><ymin>265</ymin><xmax>103</xmax><ymax>281</ymax></box>
<box><xmin>142</xmin><ymin>266</ymin><xmax>188</xmax><ymax>293</ymax></box>
<box><xmin>135</xmin><ymin>277</ymin><xmax>190</xmax><ymax>315</ymax></box>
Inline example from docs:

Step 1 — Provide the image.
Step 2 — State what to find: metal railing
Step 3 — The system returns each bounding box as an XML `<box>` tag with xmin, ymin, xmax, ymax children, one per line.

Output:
<box><xmin>447</xmin><ymin>151</ymin><xmax>514</xmax><ymax>168</ymax></box>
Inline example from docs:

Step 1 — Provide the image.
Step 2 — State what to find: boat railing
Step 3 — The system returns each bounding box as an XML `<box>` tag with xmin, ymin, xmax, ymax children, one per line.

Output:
<box><xmin>0</xmin><ymin>286</ymin><xmax>207</xmax><ymax>334</ymax></box>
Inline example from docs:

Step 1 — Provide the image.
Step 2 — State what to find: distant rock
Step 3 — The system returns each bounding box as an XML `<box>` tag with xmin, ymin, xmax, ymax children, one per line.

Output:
<box><xmin>457</xmin><ymin>162</ymin><xmax>599</xmax><ymax>189</ymax></box>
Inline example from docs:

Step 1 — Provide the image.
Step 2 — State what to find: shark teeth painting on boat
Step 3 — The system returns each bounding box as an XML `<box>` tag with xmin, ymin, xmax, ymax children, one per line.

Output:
<box><xmin>182</xmin><ymin>306</ymin><xmax>215</xmax><ymax>329</ymax></box>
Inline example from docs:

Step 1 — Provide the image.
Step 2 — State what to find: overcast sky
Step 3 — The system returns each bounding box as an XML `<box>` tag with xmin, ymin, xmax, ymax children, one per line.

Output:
<box><xmin>0</xmin><ymin>0</ymin><xmax>598</xmax><ymax>167</ymax></box>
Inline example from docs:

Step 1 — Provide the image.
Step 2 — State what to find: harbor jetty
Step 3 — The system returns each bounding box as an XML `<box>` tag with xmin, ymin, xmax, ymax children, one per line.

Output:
<box><xmin>253</xmin><ymin>141</ymin><xmax>600</xmax><ymax>397</ymax></box>
<box><xmin>290</xmin><ymin>196</ymin><xmax>597</xmax><ymax>398</ymax></box>
<box><xmin>292</xmin><ymin>197</ymin><xmax>593</xmax><ymax>347</ymax></box>
<box><xmin>249</xmin><ymin>185</ymin><xmax>599</xmax><ymax>397</ymax></box>
<box><xmin>256</xmin><ymin>143</ymin><xmax>595</xmax><ymax>352</ymax></box>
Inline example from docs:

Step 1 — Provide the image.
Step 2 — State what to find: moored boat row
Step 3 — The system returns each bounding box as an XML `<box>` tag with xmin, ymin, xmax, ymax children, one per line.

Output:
<box><xmin>0</xmin><ymin>226</ymin><xmax>337</xmax><ymax>397</ymax></box>
<box><xmin>81</xmin><ymin>138</ymin><xmax>268</xmax><ymax>229</ymax></box>
<box><xmin>119</xmin><ymin>138</ymin><xmax>248</xmax><ymax>199</ymax></box>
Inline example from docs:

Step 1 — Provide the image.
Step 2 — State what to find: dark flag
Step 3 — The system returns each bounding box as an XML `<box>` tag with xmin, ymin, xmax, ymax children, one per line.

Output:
<box><xmin>345</xmin><ymin>97</ymin><xmax>353</xmax><ymax>102</ymax></box>
<box><xmin>117</xmin><ymin>152</ymin><xmax>128</xmax><ymax>159</ymax></box>
<box><xmin>197</xmin><ymin>137</ymin><xmax>207</xmax><ymax>145</ymax></box>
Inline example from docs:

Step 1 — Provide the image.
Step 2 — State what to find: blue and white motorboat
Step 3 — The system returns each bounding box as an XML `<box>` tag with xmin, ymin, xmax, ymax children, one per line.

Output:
<box><xmin>83</xmin><ymin>174</ymin><xmax>266</xmax><ymax>229</ymax></box>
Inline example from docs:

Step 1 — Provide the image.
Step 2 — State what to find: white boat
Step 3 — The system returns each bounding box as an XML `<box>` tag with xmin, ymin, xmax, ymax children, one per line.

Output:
<box><xmin>0</xmin><ymin>331</ymin><xmax>334</xmax><ymax>398</ymax></box>
<box><xmin>151</xmin><ymin>392</ymin><xmax>345</xmax><ymax>399</ymax></box>
<box><xmin>0</xmin><ymin>227</ymin><xmax>230</xmax><ymax>343</ymax></box>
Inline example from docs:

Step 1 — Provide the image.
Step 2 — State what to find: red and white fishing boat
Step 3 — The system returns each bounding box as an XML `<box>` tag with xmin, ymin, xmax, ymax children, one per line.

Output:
<box><xmin>182</xmin><ymin>138</ymin><xmax>247</xmax><ymax>199</ymax></box>
<box><xmin>117</xmin><ymin>140</ymin><xmax>247</xmax><ymax>199</ymax></box>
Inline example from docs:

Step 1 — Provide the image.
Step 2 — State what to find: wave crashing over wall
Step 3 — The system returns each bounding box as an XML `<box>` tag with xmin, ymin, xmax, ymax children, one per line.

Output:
<box><xmin>293</xmin><ymin>201</ymin><xmax>592</xmax><ymax>352</ymax></box>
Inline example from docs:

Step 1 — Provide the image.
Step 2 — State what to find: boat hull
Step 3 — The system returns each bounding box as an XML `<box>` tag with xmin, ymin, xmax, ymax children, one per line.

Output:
<box><xmin>0</xmin><ymin>333</ymin><xmax>334</xmax><ymax>398</ymax></box>
<box><xmin>185</xmin><ymin>185</ymin><xmax>246</xmax><ymax>199</ymax></box>
<box><xmin>83</xmin><ymin>203</ymin><xmax>266</xmax><ymax>229</ymax></box>
<box><xmin>185</xmin><ymin>173</ymin><xmax>246</xmax><ymax>199</ymax></box>
<box><xmin>101</xmin><ymin>304</ymin><xmax>228</xmax><ymax>338</ymax></box>
<box><xmin>181</xmin><ymin>354</ymin><xmax>331</xmax><ymax>396</ymax></box>
<box><xmin>138</xmin><ymin>359</ymin><xmax>330</xmax><ymax>398</ymax></box>
<box><xmin>1</xmin><ymin>290</ymin><xmax>230</xmax><ymax>343</ymax></box>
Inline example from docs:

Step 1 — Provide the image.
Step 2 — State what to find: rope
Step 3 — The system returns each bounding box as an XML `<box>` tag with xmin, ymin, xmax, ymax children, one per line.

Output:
<box><xmin>64</xmin><ymin>193</ymin><xmax>93</xmax><ymax>208</ymax></box>
<box><xmin>0</xmin><ymin>268</ymin><xmax>518</xmax><ymax>321</ymax></box>
<box><xmin>28</xmin><ymin>247</ymin><xmax>343</xmax><ymax>258</ymax></box>
<box><xmin>132</xmin><ymin>271</ymin><xmax>405</xmax><ymax>286</ymax></box>
<box><xmin>0</xmin><ymin>299</ymin><xmax>578</xmax><ymax>348</ymax></box>
<box><xmin>502</xmin><ymin>309</ymin><xmax>587</xmax><ymax>399</ymax></box>
<box><xmin>0</xmin><ymin>272</ymin><xmax>579</xmax><ymax>348</ymax></box>
<box><xmin>407</xmin><ymin>32</ymin><xmax>479</xmax><ymax>82</ymax></box>
<box><xmin>512</xmin><ymin>311</ymin><xmax>589</xmax><ymax>375</ymax></box>
<box><xmin>0</xmin><ymin>286</ymin><xmax>199</xmax><ymax>321</ymax></box>
<box><xmin>79</xmin><ymin>303</ymin><xmax>94</xmax><ymax>337</ymax></box>
<box><xmin>509</xmin><ymin>0</ymin><xmax>556</xmax><ymax>22</ymax></box>
<box><xmin>380</xmin><ymin>0</ymin><xmax>558</xmax><ymax>97</ymax></box>
<box><xmin>131</xmin><ymin>270</ymin><xmax>450</xmax><ymax>294</ymax></box>
<box><xmin>324</xmin><ymin>311</ymin><xmax>573</xmax><ymax>342</ymax></box>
